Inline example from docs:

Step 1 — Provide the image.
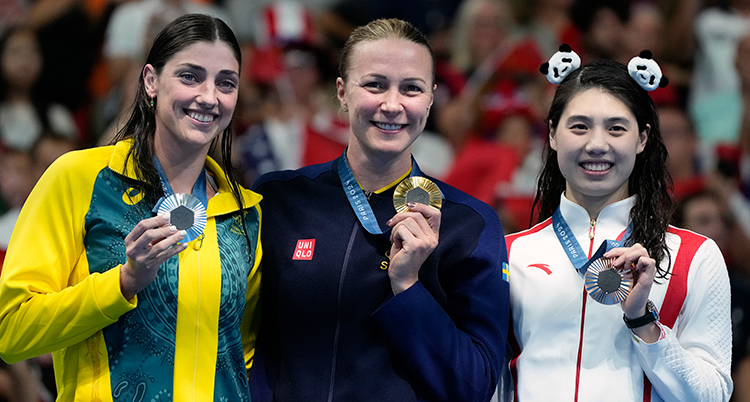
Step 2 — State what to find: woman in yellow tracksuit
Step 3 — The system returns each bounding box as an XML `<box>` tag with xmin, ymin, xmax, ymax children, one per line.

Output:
<box><xmin>0</xmin><ymin>14</ymin><xmax>261</xmax><ymax>401</ymax></box>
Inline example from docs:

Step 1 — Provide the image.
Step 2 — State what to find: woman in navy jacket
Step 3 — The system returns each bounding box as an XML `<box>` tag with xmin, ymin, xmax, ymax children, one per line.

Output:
<box><xmin>249</xmin><ymin>18</ymin><xmax>510</xmax><ymax>402</ymax></box>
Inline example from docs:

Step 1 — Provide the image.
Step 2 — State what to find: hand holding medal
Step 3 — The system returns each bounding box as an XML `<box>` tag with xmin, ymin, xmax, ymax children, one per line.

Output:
<box><xmin>156</xmin><ymin>193</ymin><xmax>207</xmax><ymax>243</ymax></box>
<box><xmin>386</xmin><ymin>176</ymin><xmax>443</xmax><ymax>294</ymax></box>
<box><xmin>584</xmin><ymin>257</ymin><xmax>633</xmax><ymax>305</ymax></box>
<box><xmin>120</xmin><ymin>213</ymin><xmax>189</xmax><ymax>299</ymax></box>
<box><xmin>604</xmin><ymin>244</ymin><xmax>658</xmax><ymax>319</ymax></box>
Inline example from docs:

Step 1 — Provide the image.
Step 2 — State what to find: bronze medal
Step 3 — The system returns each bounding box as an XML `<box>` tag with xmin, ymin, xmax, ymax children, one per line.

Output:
<box><xmin>584</xmin><ymin>257</ymin><xmax>633</xmax><ymax>305</ymax></box>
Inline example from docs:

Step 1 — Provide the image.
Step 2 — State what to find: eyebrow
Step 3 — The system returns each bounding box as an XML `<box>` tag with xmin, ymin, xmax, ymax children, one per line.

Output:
<box><xmin>180</xmin><ymin>63</ymin><xmax>239</xmax><ymax>78</ymax></box>
<box><xmin>566</xmin><ymin>115</ymin><xmax>632</xmax><ymax>126</ymax></box>
<box><xmin>363</xmin><ymin>73</ymin><xmax>427</xmax><ymax>84</ymax></box>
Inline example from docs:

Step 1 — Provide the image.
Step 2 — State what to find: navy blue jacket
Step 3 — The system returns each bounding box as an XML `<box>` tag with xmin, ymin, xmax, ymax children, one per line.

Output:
<box><xmin>249</xmin><ymin>156</ymin><xmax>510</xmax><ymax>402</ymax></box>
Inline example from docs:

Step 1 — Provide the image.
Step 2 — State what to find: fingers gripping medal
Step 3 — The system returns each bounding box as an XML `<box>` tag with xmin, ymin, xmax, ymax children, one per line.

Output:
<box><xmin>393</xmin><ymin>177</ymin><xmax>443</xmax><ymax>212</ymax></box>
<box><xmin>584</xmin><ymin>257</ymin><xmax>634</xmax><ymax>305</ymax></box>
<box><xmin>157</xmin><ymin>193</ymin><xmax>207</xmax><ymax>243</ymax></box>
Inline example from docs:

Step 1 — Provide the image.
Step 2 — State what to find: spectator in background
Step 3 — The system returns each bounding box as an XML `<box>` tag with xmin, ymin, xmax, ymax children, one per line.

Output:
<box><xmin>442</xmin><ymin>87</ymin><xmax>542</xmax><ymax>232</ymax></box>
<box><xmin>0</xmin><ymin>26</ymin><xmax>79</xmax><ymax>151</ymax></box>
<box><xmin>660</xmin><ymin>104</ymin><xmax>705</xmax><ymax>198</ymax></box>
<box><xmin>569</xmin><ymin>0</ymin><xmax>631</xmax><ymax>64</ymax></box>
<box><xmin>690</xmin><ymin>0</ymin><xmax>750</xmax><ymax>147</ymax></box>
<box><xmin>27</xmin><ymin>0</ymin><xmax>101</xmax><ymax>119</ymax></box>
<box><xmin>521</xmin><ymin>0</ymin><xmax>580</xmax><ymax>57</ymax></box>
<box><xmin>234</xmin><ymin>1</ymin><xmax>348</xmax><ymax>186</ymax></box>
<box><xmin>438</xmin><ymin>0</ymin><xmax>545</xmax><ymax>151</ymax></box>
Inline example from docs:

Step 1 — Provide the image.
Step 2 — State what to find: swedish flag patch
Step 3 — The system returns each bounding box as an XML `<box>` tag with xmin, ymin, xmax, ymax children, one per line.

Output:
<box><xmin>502</xmin><ymin>262</ymin><xmax>509</xmax><ymax>282</ymax></box>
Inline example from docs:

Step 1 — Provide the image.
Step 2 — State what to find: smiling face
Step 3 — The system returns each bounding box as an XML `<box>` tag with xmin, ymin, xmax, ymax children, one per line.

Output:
<box><xmin>550</xmin><ymin>88</ymin><xmax>648</xmax><ymax>212</ymax></box>
<box><xmin>337</xmin><ymin>37</ymin><xmax>434</xmax><ymax>162</ymax></box>
<box><xmin>144</xmin><ymin>40</ymin><xmax>239</xmax><ymax>155</ymax></box>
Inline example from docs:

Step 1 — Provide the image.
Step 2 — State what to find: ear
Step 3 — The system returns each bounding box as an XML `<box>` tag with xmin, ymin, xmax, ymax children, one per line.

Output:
<box><xmin>336</xmin><ymin>77</ymin><xmax>347</xmax><ymax>110</ymax></box>
<box><xmin>143</xmin><ymin>64</ymin><xmax>158</xmax><ymax>97</ymax></box>
<box><xmin>637</xmin><ymin>124</ymin><xmax>650</xmax><ymax>154</ymax></box>
<box><xmin>428</xmin><ymin>83</ymin><xmax>437</xmax><ymax>110</ymax></box>
<box><xmin>540</xmin><ymin>62</ymin><xmax>550</xmax><ymax>75</ymax></box>
<box><xmin>549</xmin><ymin>122</ymin><xmax>558</xmax><ymax>151</ymax></box>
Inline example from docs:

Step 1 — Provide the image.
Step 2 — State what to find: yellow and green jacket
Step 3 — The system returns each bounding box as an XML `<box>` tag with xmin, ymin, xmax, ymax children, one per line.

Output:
<box><xmin>0</xmin><ymin>140</ymin><xmax>262</xmax><ymax>401</ymax></box>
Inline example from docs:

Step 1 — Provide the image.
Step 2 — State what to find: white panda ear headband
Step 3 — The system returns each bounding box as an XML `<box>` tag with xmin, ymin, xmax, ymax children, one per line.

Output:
<box><xmin>540</xmin><ymin>45</ymin><xmax>669</xmax><ymax>91</ymax></box>
<box><xmin>627</xmin><ymin>50</ymin><xmax>669</xmax><ymax>90</ymax></box>
<box><xmin>539</xmin><ymin>44</ymin><xmax>580</xmax><ymax>85</ymax></box>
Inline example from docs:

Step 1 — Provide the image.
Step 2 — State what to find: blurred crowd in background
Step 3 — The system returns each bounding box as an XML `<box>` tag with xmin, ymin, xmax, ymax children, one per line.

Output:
<box><xmin>2</xmin><ymin>0</ymin><xmax>750</xmax><ymax>400</ymax></box>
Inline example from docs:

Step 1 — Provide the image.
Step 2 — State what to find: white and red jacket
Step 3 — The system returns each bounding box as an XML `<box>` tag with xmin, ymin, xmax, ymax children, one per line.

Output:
<box><xmin>505</xmin><ymin>194</ymin><xmax>732</xmax><ymax>402</ymax></box>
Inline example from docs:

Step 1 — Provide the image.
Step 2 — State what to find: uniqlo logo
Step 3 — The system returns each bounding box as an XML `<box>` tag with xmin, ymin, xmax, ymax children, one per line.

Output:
<box><xmin>292</xmin><ymin>239</ymin><xmax>315</xmax><ymax>260</ymax></box>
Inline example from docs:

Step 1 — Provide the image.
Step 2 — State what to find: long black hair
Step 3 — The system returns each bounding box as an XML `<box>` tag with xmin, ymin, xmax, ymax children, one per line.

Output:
<box><xmin>111</xmin><ymin>14</ymin><xmax>252</xmax><ymax>253</ymax></box>
<box><xmin>531</xmin><ymin>59</ymin><xmax>674</xmax><ymax>278</ymax></box>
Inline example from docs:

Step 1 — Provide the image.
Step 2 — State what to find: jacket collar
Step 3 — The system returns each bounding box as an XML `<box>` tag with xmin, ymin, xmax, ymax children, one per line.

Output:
<box><xmin>558</xmin><ymin>193</ymin><xmax>635</xmax><ymax>247</ymax></box>
<box><xmin>109</xmin><ymin>139</ymin><xmax>261</xmax><ymax>215</ymax></box>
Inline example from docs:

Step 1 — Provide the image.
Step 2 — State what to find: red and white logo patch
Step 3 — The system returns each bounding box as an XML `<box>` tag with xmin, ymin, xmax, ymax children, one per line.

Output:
<box><xmin>292</xmin><ymin>239</ymin><xmax>315</xmax><ymax>260</ymax></box>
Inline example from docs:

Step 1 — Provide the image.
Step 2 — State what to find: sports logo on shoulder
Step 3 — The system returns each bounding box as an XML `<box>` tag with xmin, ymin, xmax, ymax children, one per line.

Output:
<box><xmin>292</xmin><ymin>239</ymin><xmax>316</xmax><ymax>260</ymax></box>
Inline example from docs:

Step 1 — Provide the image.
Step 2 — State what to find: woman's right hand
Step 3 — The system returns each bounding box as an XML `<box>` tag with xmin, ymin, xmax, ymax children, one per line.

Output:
<box><xmin>120</xmin><ymin>214</ymin><xmax>187</xmax><ymax>299</ymax></box>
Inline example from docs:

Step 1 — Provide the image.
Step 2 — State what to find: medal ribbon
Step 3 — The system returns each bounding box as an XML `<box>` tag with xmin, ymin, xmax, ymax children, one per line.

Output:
<box><xmin>552</xmin><ymin>207</ymin><xmax>633</xmax><ymax>274</ymax></box>
<box><xmin>151</xmin><ymin>155</ymin><xmax>208</xmax><ymax>213</ymax></box>
<box><xmin>338</xmin><ymin>151</ymin><xmax>424</xmax><ymax>235</ymax></box>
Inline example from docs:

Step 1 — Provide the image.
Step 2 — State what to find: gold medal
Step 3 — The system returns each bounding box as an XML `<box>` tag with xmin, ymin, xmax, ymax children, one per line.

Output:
<box><xmin>584</xmin><ymin>257</ymin><xmax>633</xmax><ymax>305</ymax></box>
<box><xmin>393</xmin><ymin>176</ymin><xmax>443</xmax><ymax>213</ymax></box>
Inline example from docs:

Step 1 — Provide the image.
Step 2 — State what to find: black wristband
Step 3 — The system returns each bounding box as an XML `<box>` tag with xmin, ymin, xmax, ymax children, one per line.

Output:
<box><xmin>623</xmin><ymin>300</ymin><xmax>659</xmax><ymax>329</ymax></box>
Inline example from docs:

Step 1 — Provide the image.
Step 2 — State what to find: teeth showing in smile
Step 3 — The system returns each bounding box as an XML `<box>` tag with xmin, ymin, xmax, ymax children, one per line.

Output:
<box><xmin>582</xmin><ymin>162</ymin><xmax>611</xmax><ymax>172</ymax></box>
<box><xmin>188</xmin><ymin>111</ymin><xmax>215</xmax><ymax>123</ymax></box>
<box><xmin>374</xmin><ymin>122</ymin><xmax>404</xmax><ymax>131</ymax></box>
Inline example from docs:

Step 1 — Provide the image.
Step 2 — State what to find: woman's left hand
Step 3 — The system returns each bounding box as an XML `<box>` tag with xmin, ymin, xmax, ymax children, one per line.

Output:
<box><xmin>386</xmin><ymin>202</ymin><xmax>441</xmax><ymax>295</ymax></box>
<box><xmin>605</xmin><ymin>243</ymin><xmax>660</xmax><ymax>342</ymax></box>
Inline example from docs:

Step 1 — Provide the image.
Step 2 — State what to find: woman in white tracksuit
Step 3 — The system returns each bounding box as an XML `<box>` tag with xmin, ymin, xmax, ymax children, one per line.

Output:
<box><xmin>504</xmin><ymin>52</ymin><xmax>733</xmax><ymax>401</ymax></box>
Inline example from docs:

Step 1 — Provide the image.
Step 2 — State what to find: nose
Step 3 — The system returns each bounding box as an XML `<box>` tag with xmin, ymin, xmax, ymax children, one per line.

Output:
<box><xmin>381</xmin><ymin>88</ymin><xmax>404</xmax><ymax>114</ymax></box>
<box><xmin>196</xmin><ymin>82</ymin><xmax>218</xmax><ymax>108</ymax></box>
<box><xmin>584</xmin><ymin>127</ymin><xmax>609</xmax><ymax>155</ymax></box>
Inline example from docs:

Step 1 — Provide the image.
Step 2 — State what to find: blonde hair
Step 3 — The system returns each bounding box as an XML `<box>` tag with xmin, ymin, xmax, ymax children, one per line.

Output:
<box><xmin>338</xmin><ymin>18</ymin><xmax>435</xmax><ymax>83</ymax></box>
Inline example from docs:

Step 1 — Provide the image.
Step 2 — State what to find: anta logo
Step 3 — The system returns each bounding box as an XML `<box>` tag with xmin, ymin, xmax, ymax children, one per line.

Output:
<box><xmin>292</xmin><ymin>239</ymin><xmax>315</xmax><ymax>260</ymax></box>
<box><xmin>528</xmin><ymin>263</ymin><xmax>552</xmax><ymax>275</ymax></box>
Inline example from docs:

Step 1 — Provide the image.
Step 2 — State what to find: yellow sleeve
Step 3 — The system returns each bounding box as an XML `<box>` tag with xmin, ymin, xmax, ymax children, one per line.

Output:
<box><xmin>0</xmin><ymin>149</ymin><xmax>136</xmax><ymax>364</ymax></box>
<box><xmin>242</xmin><ymin>204</ymin><xmax>262</xmax><ymax>371</ymax></box>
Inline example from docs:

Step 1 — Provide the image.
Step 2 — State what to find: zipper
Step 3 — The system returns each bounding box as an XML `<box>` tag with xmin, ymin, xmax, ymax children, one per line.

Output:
<box><xmin>574</xmin><ymin>219</ymin><xmax>597</xmax><ymax>402</ymax></box>
<box><xmin>327</xmin><ymin>223</ymin><xmax>359</xmax><ymax>402</ymax></box>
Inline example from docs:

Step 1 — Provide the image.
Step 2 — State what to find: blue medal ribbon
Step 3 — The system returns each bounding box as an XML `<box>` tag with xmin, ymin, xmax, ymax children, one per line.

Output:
<box><xmin>552</xmin><ymin>207</ymin><xmax>632</xmax><ymax>274</ymax></box>
<box><xmin>338</xmin><ymin>151</ymin><xmax>431</xmax><ymax>235</ymax></box>
<box><xmin>151</xmin><ymin>155</ymin><xmax>208</xmax><ymax>213</ymax></box>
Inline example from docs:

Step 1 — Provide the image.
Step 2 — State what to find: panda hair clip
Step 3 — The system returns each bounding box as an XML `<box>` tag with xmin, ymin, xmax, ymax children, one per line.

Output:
<box><xmin>540</xmin><ymin>44</ymin><xmax>581</xmax><ymax>85</ymax></box>
<box><xmin>627</xmin><ymin>50</ymin><xmax>669</xmax><ymax>91</ymax></box>
<box><xmin>540</xmin><ymin>45</ymin><xmax>669</xmax><ymax>91</ymax></box>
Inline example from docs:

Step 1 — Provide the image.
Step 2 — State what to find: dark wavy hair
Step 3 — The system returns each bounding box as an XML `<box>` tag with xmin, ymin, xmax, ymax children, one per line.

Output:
<box><xmin>111</xmin><ymin>14</ymin><xmax>252</xmax><ymax>253</ymax></box>
<box><xmin>531</xmin><ymin>59</ymin><xmax>674</xmax><ymax>278</ymax></box>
